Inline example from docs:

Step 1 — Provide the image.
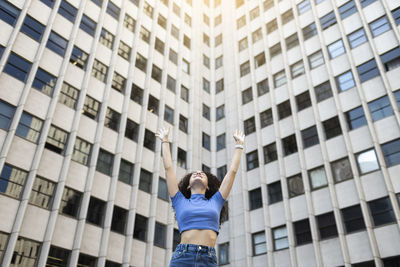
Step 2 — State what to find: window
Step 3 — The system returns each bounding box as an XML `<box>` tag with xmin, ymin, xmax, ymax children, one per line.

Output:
<box><xmin>177</xmin><ymin>148</ymin><xmax>187</xmax><ymax>169</ymax></box>
<box><xmin>104</xmin><ymin>108</ymin><xmax>120</xmax><ymax>131</ymax></box>
<box><xmin>273</xmin><ymin>226</ymin><xmax>289</xmax><ymax>250</ymax></box>
<box><xmin>203</xmin><ymin>33</ymin><xmax>210</xmax><ymax>46</ymax></box>
<box><xmin>58</xmin><ymin>0</ymin><xmax>77</xmax><ymax>22</ymax></box>
<box><xmin>348</xmin><ymin>28</ymin><xmax>367</xmax><ymax>49</ymax></box>
<box><xmin>106</xmin><ymin>1</ymin><xmax>120</xmax><ymax>19</ymax></box>
<box><xmin>345</xmin><ymin>106</ymin><xmax>367</xmax><ymax>130</ymax></box>
<box><xmin>266</xmin><ymin>19</ymin><xmax>278</xmax><ymax>33</ymax></box>
<box><xmin>291</xmin><ymin>61</ymin><xmax>305</xmax><ymax>78</ymax></box>
<box><xmin>203</xmin><ymin>55</ymin><xmax>210</xmax><ymax>68</ymax></box>
<box><xmin>172</xmin><ymin>229</ymin><xmax>180</xmax><ymax>251</ymax></box>
<box><xmin>4</xmin><ymin>52</ymin><xmax>32</xmax><ymax>82</ymax></box>
<box><xmin>80</xmin><ymin>14</ymin><xmax>96</xmax><ymax>36</ymax></box>
<box><xmin>368</xmin><ymin>197</ymin><xmax>396</xmax><ymax>226</ymax></box>
<box><xmin>72</xmin><ymin>138</ymin><xmax>92</xmax><ymax>166</ymax></box>
<box><xmin>216</xmin><ymin>104</ymin><xmax>225</xmax><ymax>120</ymax></box>
<box><xmin>179</xmin><ymin>115</ymin><xmax>188</xmax><ymax>133</ymax></box>
<box><xmin>286</xmin><ymin>34</ymin><xmax>299</xmax><ymax>50</ymax></box>
<box><xmin>341</xmin><ymin>204</ymin><xmax>365</xmax><ymax>233</ymax></box>
<box><xmin>260</xmin><ymin>109</ymin><xmax>273</xmax><ymax>128</ymax></box>
<box><xmin>217</xmin><ymin>165</ymin><xmax>227</xmax><ymax>182</ymax></box>
<box><xmin>78</xmin><ymin>253</ymin><xmax>97</xmax><ymax>267</ymax></box>
<box><xmin>124</xmin><ymin>14</ymin><xmax>136</xmax><ymax>32</ymax></box>
<box><xmin>40</xmin><ymin>0</ymin><xmax>56</xmax><ymax>7</ymax></box>
<box><xmin>257</xmin><ymin>78</ymin><xmax>269</xmax><ymax>96</ymax></box>
<box><xmin>96</xmin><ymin>149</ymin><xmax>114</xmax><ymax>176</ymax></box>
<box><xmin>202</xmin><ymin>132</ymin><xmax>210</xmax><ymax>150</ymax></box>
<box><xmin>336</xmin><ymin>71</ymin><xmax>355</xmax><ymax>92</ymax></box>
<box><xmin>244</xmin><ymin>117</ymin><xmax>255</xmax><ymax>135</ymax></box>
<box><xmin>202</xmin><ymin>78</ymin><xmax>210</xmax><ymax>93</ymax></box>
<box><xmin>28</xmin><ymin>176</ymin><xmax>55</xmax><ymax>209</ymax></box>
<box><xmin>21</xmin><ymin>15</ymin><xmax>45</xmax><ymax>42</ymax></box>
<box><xmin>328</xmin><ymin>39</ymin><xmax>345</xmax><ymax>59</ymax></box>
<box><xmin>169</xmin><ymin>49</ymin><xmax>178</xmax><ymax>65</ymax></box>
<box><xmin>218</xmin><ymin>242</ymin><xmax>229</xmax><ymax>265</ymax></box>
<box><xmin>296</xmin><ymin>91</ymin><xmax>311</xmax><ymax>111</ymax></box>
<box><xmin>339</xmin><ymin>0</ymin><xmax>357</xmax><ymax>19</ymax></box>
<box><xmin>297</xmin><ymin>0</ymin><xmax>311</xmax><ymax>14</ymax></box>
<box><xmin>70</xmin><ymin>46</ymin><xmax>88</xmax><ymax>70</ymax></box>
<box><xmin>252</xmin><ymin>28</ymin><xmax>262</xmax><ymax>43</ymax></box>
<box><xmin>240</xmin><ymin>61</ymin><xmax>250</xmax><ymax>77</ymax></box>
<box><xmin>278</xmin><ymin>100</ymin><xmax>291</xmax><ymax>120</ymax></box>
<box><xmin>47</xmin><ymin>246</ymin><xmax>70</xmax><ymax>267</ymax></box>
<box><xmin>135</xmin><ymin>53</ymin><xmax>147</xmax><ymax>72</ymax></box>
<box><xmin>119</xmin><ymin>159</ymin><xmax>134</xmax><ymax>184</ymax></box>
<box><xmin>309</xmin><ymin>166</ymin><xmax>327</xmax><ymax>190</ymax></box>
<box><xmin>215</xmin><ymin>55</ymin><xmax>223</xmax><ymax>69</ymax></box>
<box><xmin>32</xmin><ymin>68</ymin><xmax>57</xmax><ymax>96</ymax></box>
<box><xmin>331</xmin><ymin>157</ymin><xmax>352</xmax><ymax>183</ymax></box>
<box><xmin>270</xmin><ymin>43</ymin><xmax>281</xmax><ymax>58</ymax></box>
<box><xmin>92</xmin><ymin>59</ymin><xmax>108</xmax><ymax>83</ymax></box>
<box><xmin>134</xmin><ymin>214</ymin><xmax>148</xmax><ymax>241</ymax></box>
<box><xmin>215</xmin><ymin>14</ymin><xmax>222</xmax><ymax>26</ymax></box>
<box><xmin>203</xmin><ymin>104</ymin><xmax>210</xmax><ymax>120</ymax></box>
<box><xmin>249</xmin><ymin>188</ymin><xmax>262</xmax><ymax>210</ymax></box>
<box><xmin>87</xmin><ymin>196</ymin><xmax>106</xmax><ymax>226</ymax></box>
<box><xmin>45</xmin><ymin>125</ymin><xmax>68</xmax><ymax>154</ymax></box>
<box><xmin>139</xmin><ymin>168</ymin><xmax>152</xmax><ymax>193</ymax></box>
<box><xmin>254</xmin><ymin>53</ymin><xmax>266</xmax><ymax>68</ymax></box>
<box><xmin>0</xmin><ymin>164</ymin><xmax>27</xmax><ymax>199</ymax></box>
<box><xmin>263</xmin><ymin>143</ymin><xmax>277</xmax><ymax>163</ymax></box>
<box><xmin>99</xmin><ymin>28</ymin><xmax>114</xmax><ymax>49</ymax></box>
<box><xmin>183</xmin><ymin>35</ymin><xmax>191</xmax><ymax>49</ymax></box>
<box><xmin>164</xmin><ymin>105</ymin><xmax>174</xmax><ymax>125</ymax></box>
<box><xmin>263</xmin><ymin>0</ymin><xmax>274</xmax><ymax>11</ymax></box>
<box><xmin>360</xmin><ymin>0</ymin><xmax>376</xmax><ymax>7</ymax></box>
<box><xmin>166</xmin><ymin>75</ymin><xmax>176</xmax><ymax>93</ymax></box>
<box><xmin>157</xmin><ymin>14</ymin><xmax>167</xmax><ymax>29</ymax></box>
<box><xmin>323</xmin><ymin>116</ymin><xmax>342</xmax><ymax>140</ymax></box>
<box><xmin>356</xmin><ymin>149</ymin><xmax>379</xmax><ymax>174</ymax></box>
<box><xmin>111</xmin><ymin>206</ymin><xmax>127</xmax><ymax>234</ymax></box>
<box><xmin>320</xmin><ymin>11</ymin><xmax>336</xmax><ymax>30</ymax></box>
<box><xmin>182</xmin><ymin>59</ymin><xmax>190</xmax><ymax>74</ymax></box>
<box><xmin>393</xmin><ymin>7</ymin><xmax>400</xmax><ymax>25</ymax></box>
<box><xmin>0</xmin><ymin>0</ymin><xmax>20</xmax><ymax>26</ymax></box>
<box><xmin>274</xmin><ymin>71</ymin><xmax>286</xmax><ymax>87</ymax></box>
<box><xmin>303</xmin><ymin>23</ymin><xmax>318</xmax><ymax>40</ymax></box>
<box><xmin>154</xmin><ymin>222</ymin><xmax>166</xmax><ymax>248</ymax></box>
<box><xmin>268</xmin><ymin>181</ymin><xmax>282</xmax><ymax>204</ymax></box>
<box><xmin>151</xmin><ymin>64</ymin><xmax>162</xmax><ymax>83</ymax></box>
<box><xmin>302</xmin><ymin>125</ymin><xmax>319</xmax><ymax>148</ymax></box>
<box><xmin>82</xmin><ymin>95</ymin><xmax>100</xmax><ymax>120</ymax></box>
<box><xmin>246</xmin><ymin>150</ymin><xmax>259</xmax><ymax>171</ymax></box>
<box><xmin>381</xmin><ymin>138</ymin><xmax>400</xmax><ymax>167</ymax></box>
<box><xmin>294</xmin><ymin>219</ymin><xmax>312</xmax><ymax>245</ymax></box>
<box><xmin>216</xmin><ymin>79</ymin><xmax>224</xmax><ymax>94</ymax></box>
<box><xmin>238</xmin><ymin>37</ymin><xmax>248</xmax><ymax>52</ymax></box>
<box><xmin>173</xmin><ymin>3</ymin><xmax>181</xmax><ymax>16</ymax></box>
<box><xmin>369</xmin><ymin>16</ymin><xmax>391</xmax><ymax>37</ymax></box>
<box><xmin>309</xmin><ymin>50</ymin><xmax>324</xmax><ymax>69</ymax></box>
<box><xmin>111</xmin><ymin>73</ymin><xmax>126</xmax><ymax>93</ymax></box>
<box><xmin>148</xmin><ymin>95</ymin><xmax>159</xmax><ymax>115</ymax></box>
<box><xmin>143</xmin><ymin>2</ymin><xmax>153</xmax><ymax>18</ymax></box>
<box><xmin>203</xmin><ymin>14</ymin><xmax>210</xmax><ymax>25</ymax></box>
<box><xmin>242</xmin><ymin>88</ymin><xmax>253</xmax><ymax>105</ymax></box>
<box><xmin>0</xmin><ymin>101</ymin><xmax>15</xmax><ymax>131</ymax></box>
<box><xmin>236</xmin><ymin>15</ymin><xmax>246</xmax><ymax>29</ymax></box>
<box><xmin>381</xmin><ymin>47</ymin><xmax>400</xmax><ymax>71</ymax></box>
<box><xmin>368</xmin><ymin>95</ymin><xmax>393</xmax><ymax>121</ymax></box>
<box><xmin>217</xmin><ymin>133</ymin><xmax>226</xmax><ymax>151</ymax></box>
<box><xmin>314</xmin><ymin>81</ymin><xmax>332</xmax><ymax>102</ymax></box>
<box><xmin>158</xmin><ymin>177</ymin><xmax>168</xmax><ymax>201</ymax></box>
<box><xmin>252</xmin><ymin>231</ymin><xmax>267</xmax><ymax>256</ymax></box>
<box><xmin>140</xmin><ymin>27</ymin><xmax>150</xmax><ymax>43</ymax></box>
<box><xmin>202</xmin><ymin>164</ymin><xmax>211</xmax><ymax>173</ymax></box>
<box><xmin>317</xmin><ymin>212</ymin><xmax>338</xmax><ymax>239</ymax></box>
<box><xmin>11</xmin><ymin>237</ymin><xmax>41</xmax><ymax>266</ymax></box>
<box><xmin>171</xmin><ymin>25</ymin><xmax>179</xmax><ymax>39</ymax></box>
<box><xmin>282</xmin><ymin>10</ymin><xmax>293</xmax><ymax>24</ymax></box>
<box><xmin>288</xmin><ymin>174</ymin><xmax>304</xmax><ymax>198</ymax></box>
<box><xmin>282</xmin><ymin>134</ymin><xmax>297</xmax><ymax>156</ymax></box>
<box><xmin>16</xmin><ymin>112</ymin><xmax>43</xmax><ymax>143</ymax></box>
<box><xmin>144</xmin><ymin>129</ymin><xmax>156</xmax><ymax>151</ymax></box>
<box><xmin>185</xmin><ymin>13</ymin><xmax>192</xmax><ymax>26</ymax></box>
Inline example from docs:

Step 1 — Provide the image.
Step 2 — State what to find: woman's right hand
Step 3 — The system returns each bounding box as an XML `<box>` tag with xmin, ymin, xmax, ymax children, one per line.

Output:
<box><xmin>155</xmin><ymin>127</ymin><xmax>170</xmax><ymax>142</ymax></box>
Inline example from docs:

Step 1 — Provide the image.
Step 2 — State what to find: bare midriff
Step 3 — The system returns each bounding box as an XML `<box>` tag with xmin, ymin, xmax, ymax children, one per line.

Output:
<box><xmin>180</xmin><ymin>229</ymin><xmax>217</xmax><ymax>247</ymax></box>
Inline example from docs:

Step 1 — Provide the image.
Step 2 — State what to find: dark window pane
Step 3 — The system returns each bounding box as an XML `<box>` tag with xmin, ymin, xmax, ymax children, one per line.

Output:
<box><xmin>133</xmin><ymin>214</ymin><xmax>148</xmax><ymax>241</ymax></box>
<box><xmin>345</xmin><ymin>106</ymin><xmax>367</xmax><ymax>130</ymax></box>
<box><xmin>341</xmin><ymin>204</ymin><xmax>365</xmax><ymax>233</ymax></box>
<box><xmin>111</xmin><ymin>206</ymin><xmax>127</xmax><ymax>234</ymax></box>
<box><xmin>249</xmin><ymin>188</ymin><xmax>262</xmax><ymax>210</ymax></box>
<box><xmin>381</xmin><ymin>138</ymin><xmax>400</xmax><ymax>167</ymax></box>
<box><xmin>268</xmin><ymin>181</ymin><xmax>282</xmax><ymax>204</ymax></box>
<box><xmin>4</xmin><ymin>52</ymin><xmax>32</xmax><ymax>82</ymax></box>
<box><xmin>368</xmin><ymin>197</ymin><xmax>396</xmax><ymax>226</ymax></box>
<box><xmin>60</xmin><ymin>187</ymin><xmax>82</xmax><ymax>217</ymax></box>
<box><xmin>294</xmin><ymin>219</ymin><xmax>312</xmax><ymax>245</ymax></box>
<box><xmin>0</xmin><ymin>100</ymin><xmax>15</xmax><ymax>131</ymax></box>
<box><xmin>87</xmin><ymin>197</ymin><xmax>106</xmax><ymax>226</ymax></box>
<box><xmin>46</xmin><ymin>31</ymin><xmax>68</xmax><ymax>56</ymax></box>
<box><xmin>317</xmin><ymin>212</ymin><xmax>338</xmax><ymax>239</ymax></box>
<box><xmin>58</xmin><ymin>0</ymin><xmax>77</xmax><ymax>22</ymax></box>
<box><xmin>32</xmin><ymin>68</ymin><xmax>57</xmax><ymax>96</ymax></box>
<box><xmin>21</xmin><ymin>15</ymin><xmax>45</xmax><ymax>42</ymax></box>
<box><xmin>0</xmin><ymin>0</ymin><xmax>20</xmax><ymax>26</ymax></box>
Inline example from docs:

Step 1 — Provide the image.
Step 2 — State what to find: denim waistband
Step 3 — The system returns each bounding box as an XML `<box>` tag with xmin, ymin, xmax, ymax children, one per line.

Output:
<box><xmin>176</xmin><ymin>243</ymin><xmax>216</xmax><ymax>253</ymax></box>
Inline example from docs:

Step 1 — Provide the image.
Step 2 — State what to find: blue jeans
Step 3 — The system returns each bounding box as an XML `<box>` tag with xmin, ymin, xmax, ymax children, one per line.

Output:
<box><xmin>169</xmin><ymin>243</ymin><xmax>218</xmax><ymax>267</ymax></box>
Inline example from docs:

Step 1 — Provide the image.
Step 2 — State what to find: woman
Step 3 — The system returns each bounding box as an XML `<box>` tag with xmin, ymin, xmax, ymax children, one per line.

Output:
<box><xmin>155</xmin><ymin>127</ymin><xmax>245</xmax><ymax>266</ymax></box>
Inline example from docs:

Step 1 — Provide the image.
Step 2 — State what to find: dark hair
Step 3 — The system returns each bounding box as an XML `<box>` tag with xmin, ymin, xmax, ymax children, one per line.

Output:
<box><xmin>176</xmin><ymin>171</ymin><xmax>228</xmax><ymax>226</ymax></box>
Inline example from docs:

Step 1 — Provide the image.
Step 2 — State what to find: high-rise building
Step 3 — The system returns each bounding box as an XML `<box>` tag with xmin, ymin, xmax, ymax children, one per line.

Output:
<box><xmin>1</xmin><ymin>0</ymin><xmax>400</xmax><ymax>266</ymax></box>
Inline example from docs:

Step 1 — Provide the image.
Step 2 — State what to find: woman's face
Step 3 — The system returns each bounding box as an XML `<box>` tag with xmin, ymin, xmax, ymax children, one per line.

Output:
<box><xmin>189</xmin><ymin>170</ymin><xmax>208</xmax><ymax>189</ymax></box>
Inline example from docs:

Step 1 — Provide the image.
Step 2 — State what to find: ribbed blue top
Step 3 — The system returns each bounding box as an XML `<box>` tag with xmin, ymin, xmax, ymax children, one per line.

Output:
<box><xmin>171</xmin><ymin>190</ymin><xmax>226</xmax><ymax>235</ymax></box>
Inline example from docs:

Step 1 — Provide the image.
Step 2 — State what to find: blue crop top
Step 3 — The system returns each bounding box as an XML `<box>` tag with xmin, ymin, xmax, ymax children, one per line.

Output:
<box><xmin>170</xmin><ymin>190</ymin><xmax>226</xmax><ymax>235</ymax></box>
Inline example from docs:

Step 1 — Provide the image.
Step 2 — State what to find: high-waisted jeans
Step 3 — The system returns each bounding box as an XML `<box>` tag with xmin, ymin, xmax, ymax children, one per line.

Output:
<box><xmin>169</xmin><ymin>243</ymin><xmax>218</xmax><ymax>267</ymax></box>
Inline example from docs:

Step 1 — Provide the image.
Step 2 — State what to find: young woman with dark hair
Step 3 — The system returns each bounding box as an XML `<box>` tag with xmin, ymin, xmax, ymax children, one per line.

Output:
<box><xmin>155</xmin><ymin>127</ymin><xmax>245</xmax><ymax>266</ymax></box>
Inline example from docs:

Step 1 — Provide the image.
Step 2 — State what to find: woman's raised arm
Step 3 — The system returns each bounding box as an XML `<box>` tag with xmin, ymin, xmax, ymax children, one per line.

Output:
<box><xmin>219</xmin><ymin>129</ymin><xmax>245</xmax><ymax>200</ymax></box>
<box><xmin>155</xmin><ymin>127</ymin><xmax>179</xmax><ymax>197</ymax></box>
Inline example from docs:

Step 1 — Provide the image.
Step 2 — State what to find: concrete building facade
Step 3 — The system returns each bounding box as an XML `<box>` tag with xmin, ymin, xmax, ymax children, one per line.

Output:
<box><xmin>1</xmin><ymin>0</ymin><xmax>400</xmax><ymax>266</ymax></box>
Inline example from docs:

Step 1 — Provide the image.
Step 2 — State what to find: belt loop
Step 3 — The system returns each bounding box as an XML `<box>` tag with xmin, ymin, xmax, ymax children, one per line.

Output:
<box><xmin>184</xmin><ymin>244</ymin><xmax>188</xmax><ymax>252</ymax></box>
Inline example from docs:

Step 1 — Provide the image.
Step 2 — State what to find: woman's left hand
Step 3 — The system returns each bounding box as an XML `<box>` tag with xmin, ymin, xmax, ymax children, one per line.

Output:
<box><xmin>233</xmin><ymin>129</ymin><xmax>245</xmax><ymax>145</ymax></box>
